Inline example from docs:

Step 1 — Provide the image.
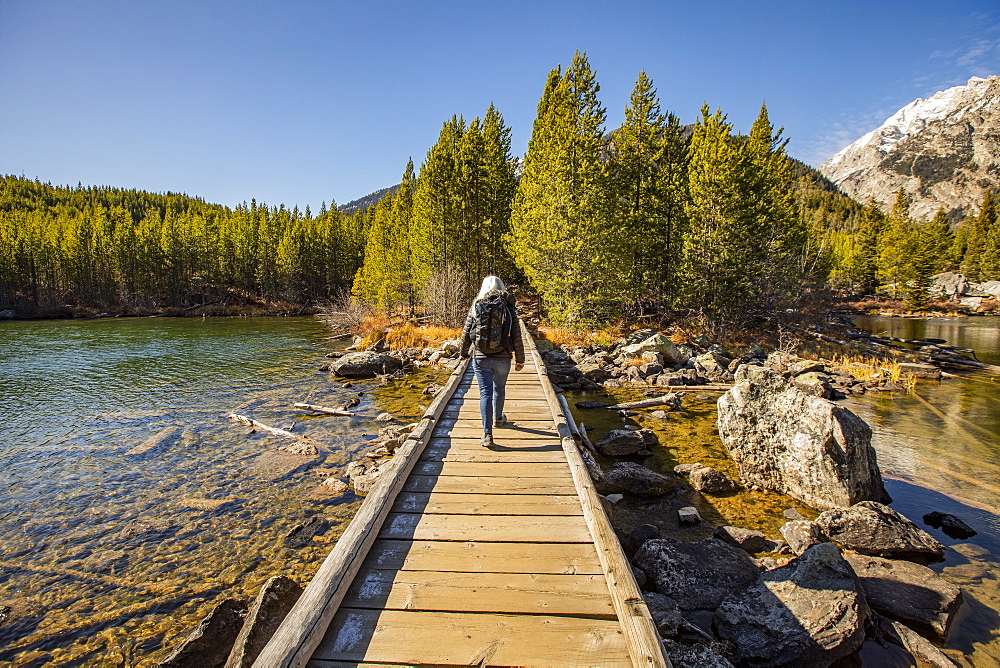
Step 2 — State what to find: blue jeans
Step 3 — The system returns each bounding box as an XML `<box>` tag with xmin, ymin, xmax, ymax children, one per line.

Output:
<box><xmin>472</xmin><ymin>357</ymin><xmax>511</xmax><ymax>434</ymax></box>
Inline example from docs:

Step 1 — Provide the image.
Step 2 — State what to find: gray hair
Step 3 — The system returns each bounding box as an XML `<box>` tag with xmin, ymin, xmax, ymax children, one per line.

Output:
<box><xmin>476</xmin><ymin>275</ymin><xmax>506</xmax><ymax>300</ymax></box>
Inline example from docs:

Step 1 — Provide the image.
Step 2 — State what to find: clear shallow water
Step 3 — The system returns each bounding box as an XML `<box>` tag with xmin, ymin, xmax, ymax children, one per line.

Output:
<box><xmin>0</xmin><ymin>317</ymin><xmax>377</xmax><ymax>665</ymax></box>
<box><xmin>848</xmin><ymin>315</ymin><xmax>1000</xmax><ymax>665</ymax></box>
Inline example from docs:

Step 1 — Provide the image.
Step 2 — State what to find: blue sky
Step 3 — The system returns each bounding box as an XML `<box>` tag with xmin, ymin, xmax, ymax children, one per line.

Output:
<box><xmin>1</xmin><ymin>0</ymin><xmax>998</xmax><ymax>210</ymax></box>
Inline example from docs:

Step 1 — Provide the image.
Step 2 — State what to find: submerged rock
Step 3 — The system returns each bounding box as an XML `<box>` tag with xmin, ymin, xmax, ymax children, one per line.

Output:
<box><xmin>593</xmin><ymin>429</ymin><xmax>646</xmax><ymax>456</ymax></box>
<box><xmin>716</xmin><ymin>365</ymin><xmax>890</xmax><ymax>511</ymax></box>
<box><xmin>923</xmin><ymin>511</ymin><xmax>977</xmax><ymax>539</ymax></box>
<box><xmin>602</xmin><ymin>462</ymin><xmax>677</xmax><ymax>497</ymax></box>
<box><xmin>713</xmin><ymin>526</ymin><xmax>771</xmax><ymax>554</ymax></box>
<box><xmin>688</xmin><ymin>465</ymin><xmax>738</xmax><ymax>494</ymax></box>
<box><xmin>816</xmin><ymin>501</ymin><xmax>945</xmax><ymax>564</ymax></box>
<box><xmin>713</xmin><ymin>543</ymin><xmax>870</xmax><ymax>668</ymax></box>
<box><xmin>633</xmin><ymin>537</ymin><xmax>761</xmax><ymax>611</ymax></box>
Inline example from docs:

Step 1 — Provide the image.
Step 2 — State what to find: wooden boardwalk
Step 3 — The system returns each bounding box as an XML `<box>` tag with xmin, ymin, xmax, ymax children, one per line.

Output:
<box><xmin>255</xmin><ymin>328</ymin><xmax>667</xmax><ymax>667</ymax></box>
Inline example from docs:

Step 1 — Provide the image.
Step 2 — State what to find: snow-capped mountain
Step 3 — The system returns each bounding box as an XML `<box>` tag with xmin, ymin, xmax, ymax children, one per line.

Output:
<box><xmin>820</xmin><ymin>76</ymin><xmax>1000</xmax><ymax>221</ymax></box>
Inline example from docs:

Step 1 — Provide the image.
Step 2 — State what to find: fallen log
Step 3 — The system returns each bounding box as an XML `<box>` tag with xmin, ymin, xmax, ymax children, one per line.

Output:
<box><xmin>577</xmin><ymin>421</ymin><xmax>599</xmax><ymax>455</ymax></box>
<box><xmin>605</xmin><ymin>393</ymin><xmax>683</xmax><ymax>411</ymax></box>
<box><xmin>292</xmin><ymin>402</ymin><xmax>354</xmax><ymax>417</ymax></box>
<box><xmin>227</xmin><ymin>414</ymin><xmax>320</xmax><ymax>455</ymax></box>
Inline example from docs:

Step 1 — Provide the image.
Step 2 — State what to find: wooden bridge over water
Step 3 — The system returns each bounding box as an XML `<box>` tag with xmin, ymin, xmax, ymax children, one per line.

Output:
<box><xmin>255</xmin><ymin>325</ymin><xmax>668</xmax><ymax>667</ymax></box>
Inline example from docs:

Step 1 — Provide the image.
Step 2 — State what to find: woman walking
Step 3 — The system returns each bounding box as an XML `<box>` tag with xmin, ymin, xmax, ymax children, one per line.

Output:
<box><xmin>460</xmin><ymin>276</ymin><xmax>525</xmax><ymax>447</ymax></box>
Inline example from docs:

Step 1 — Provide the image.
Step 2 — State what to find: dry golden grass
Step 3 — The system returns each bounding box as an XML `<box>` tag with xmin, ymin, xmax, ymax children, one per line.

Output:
<box><xmin>536</xmin><ymin>325</ymin><xmax>620</xmax><ymax>348</ymax></box>
<box><xmin>385</xmin><ymin>322</ymin><xmax>462</xmax><ymax>349</ymax></box>
<box><xmin>832</xmin><ymin>354</ymin><xmax>917</xmax><ymax>392</ymax></box>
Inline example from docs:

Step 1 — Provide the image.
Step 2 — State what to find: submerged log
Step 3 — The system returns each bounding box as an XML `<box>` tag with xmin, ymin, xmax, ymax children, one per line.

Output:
<box><xmin>292</xmin><ymin>402</ymin><xmax>354</xmax><ymax>417</ymax></box>
<box><xmin>605</xmin><ymin>393</ymin><xmax>683</xmax><ymax>411</ymax></box>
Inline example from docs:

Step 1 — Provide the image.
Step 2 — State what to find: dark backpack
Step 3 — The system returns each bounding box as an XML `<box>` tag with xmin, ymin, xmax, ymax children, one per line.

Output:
<box><xmin>473</xmin><ymin>294</ymin><xmax>511</xmax><ymax>355</ymax></box>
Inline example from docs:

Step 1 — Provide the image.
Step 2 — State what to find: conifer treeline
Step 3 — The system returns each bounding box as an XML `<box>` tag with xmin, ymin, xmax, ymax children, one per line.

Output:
<box><xmin>0</xmin><ymin>177</ymin><xmax>365</xmax><ymax>312</ymax></box>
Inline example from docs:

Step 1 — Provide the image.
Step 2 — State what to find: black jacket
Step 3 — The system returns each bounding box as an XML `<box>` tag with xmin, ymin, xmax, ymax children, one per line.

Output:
<box><xmin>459</xmin><ymin>290</ymin><xmax>525</xmax><ymax>364</ymax></box>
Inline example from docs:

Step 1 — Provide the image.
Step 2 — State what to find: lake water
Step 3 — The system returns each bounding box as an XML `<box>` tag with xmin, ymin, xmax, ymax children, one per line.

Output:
<box><xmin>0</xmin><ymin>317</ymin><xmax>377</xmax><ymax>665</ymax></box>
<box><xmin>848</xmin><ymin>315</ymin><xmax>1000</xmax><ymax>666</ymax></box>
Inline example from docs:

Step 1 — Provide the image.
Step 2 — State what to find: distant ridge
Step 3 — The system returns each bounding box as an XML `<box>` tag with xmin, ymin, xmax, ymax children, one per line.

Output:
<box><xmin>820</xmin><ymin>76</ymin><xmax>1000</xmax><ymax>221</ymax></box>
<box><xmin>337</xmin><ymin>185</ymin><xmax>400</xmax><ymax>214</ymax></box>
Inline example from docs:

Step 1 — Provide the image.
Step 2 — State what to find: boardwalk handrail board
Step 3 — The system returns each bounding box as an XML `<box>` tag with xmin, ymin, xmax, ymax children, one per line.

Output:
<box><xmin>253</xmin><ymin>357</ymin><xmax>471</xmax><ymax>667</ymax></box>
<box><xmin>254</xmin><ymin>321</ymin><xmax>669</xmax><ymax>667</ymax></box>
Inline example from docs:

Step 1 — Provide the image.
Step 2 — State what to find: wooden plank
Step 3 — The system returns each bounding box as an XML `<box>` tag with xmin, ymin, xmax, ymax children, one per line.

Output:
<box><xmin>341</xmin><ymin>569</ymin><xmax>616</xmax><ymax>618</ymax></box>
<box><xmin>253</xmin><ymin>360</ymin><xmax>472</xmax><ymax>667</ymax></box>
<box><xmin>363</xmin><ymin>539</ymin><xmax>605</xmax><ymax>575</ymax></box>
<box><xmin>420</xmin><ymin>446</ymin><xmax>567</xmax><ymax>463</ymax></box>
<box><xmin>378</xmin><ymin>512</ymin><xmax>594</xmax><ymax>542</ymax></box>
<box><xmin>403</xmin><ymin>475</ymin><xmax>578</xmax><ymax>495</ymax></box>
<box><xmin>437</xmin><ymin>427</ymin><xmax>557</xmax><ymax>440</ymax></box>
<box><xmin>392</xmin><ymin>491</ymin><xmax>584</xmax><ymax>515</ymax></box>
<box><xmin>311</xmin><ymin>608</ymin><xmax>631</xmax><ymax>666</ymax></box>
<box><xmin>426</xmin><ymin>436</ymin><xmax>563</xmax><ymax>452</ymax></box>
<box><xmin>411</xmin><ymin>460</ymin><xmax>570</xmax><ymax>478</ymax></box>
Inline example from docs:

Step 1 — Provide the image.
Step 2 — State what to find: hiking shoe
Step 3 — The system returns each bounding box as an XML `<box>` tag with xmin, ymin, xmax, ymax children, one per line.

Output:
<box><xmin>480</xmin><ymin>433</ymin><xmax>494</xmax><ymax>448</ymax></box>
<box><xmin>494</xmin><ymin>413</ymin><xmax>507</xmax><ymax>428</ymax></box>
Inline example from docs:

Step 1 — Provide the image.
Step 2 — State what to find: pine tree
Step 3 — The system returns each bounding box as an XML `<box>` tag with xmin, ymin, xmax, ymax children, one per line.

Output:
<box><xmin>743</xmin><ymin>103</ymin><xmax>805</xmax><ymax>310</ymax></box>
<box><xmin>877</xmin><ymin>188</ymin><xmax>913</xmax><ymax>299</ymax></box>
<box><xmin>851</xmin><ymin>200</ymin><xmax>885</xmax><ymax>294</ymax></box>
<box><xmin>353</xmin><ymin>160</ymin><xmax>417</xmax><ymax>313</ymax></box>
<box><xmin>480</xmin><ymin>104</ymin><xmax>517</xmax><ymax>280</ymax></box>
<box><xmin>604</xmin><ymin>71</ymin><xmax>688</xmax><ymax>312</ymax></box>
<box><xmin>925</xmin><ymin>208</ymin><xmax>955</xmax><ymax>273</ymax></box>
<box><xmin>509</xmin><ymin>52</ymin><xmax>616</xmax><ymax>326</ymax></box>
<box><xmin>962</xmin><ymin>190</ymin><xmax>996</xmax><ymax>281</ymax></box>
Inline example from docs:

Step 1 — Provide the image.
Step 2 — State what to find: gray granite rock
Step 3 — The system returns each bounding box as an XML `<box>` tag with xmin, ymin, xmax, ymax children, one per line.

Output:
<box><xmin>845</xmin><ymin>552</ymin><xmax>962</xmax><ymax>640</ymax></box>
<box><xmin>714</xmin><ymin>543</ymin><xmax>869</xmax><ymax>667</ymax></box>
<box><xmin>717</xmin><ymin>365</ymin><xmax>890</xmax><ymax>510</ymax></box>
<box><xmin>634</xmin><ymin>538</ymin><xmax>761</xmax><ymax>611</ymax></box>
<box><xmin>603</xmin><ymin>462</ymin><xmax>677</xmax><ymax>497</ymax></box>
<box><xmin>816</xmin><ymin>501</ymin><xmax>945</xmax><ymax>564</ymax></box>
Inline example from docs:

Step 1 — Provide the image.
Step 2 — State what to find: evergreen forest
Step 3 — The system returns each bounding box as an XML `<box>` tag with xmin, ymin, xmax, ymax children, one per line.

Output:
<box><xmin>3</xmin><ymin>51</ymin><xmax>1000</xmax><ymax>326</ymax></box>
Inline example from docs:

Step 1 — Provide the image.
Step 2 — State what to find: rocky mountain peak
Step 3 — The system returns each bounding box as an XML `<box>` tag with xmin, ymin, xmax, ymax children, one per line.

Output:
<box><xmin>819</xmin><ymin>75</ymin><xmax>1000</xmax><ymax>221</ymax></box>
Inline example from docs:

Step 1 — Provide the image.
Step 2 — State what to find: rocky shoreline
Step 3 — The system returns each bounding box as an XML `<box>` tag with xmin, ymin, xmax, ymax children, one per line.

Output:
<box><xmin>536</xmin><ymin>327</ymin><xmax>969</xmax><ymax>666</ymax></box>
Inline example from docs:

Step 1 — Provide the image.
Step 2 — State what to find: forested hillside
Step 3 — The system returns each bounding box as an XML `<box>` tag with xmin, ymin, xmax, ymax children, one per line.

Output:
<box><xmin>5</xmin><ymin>52</ymin><xmax>999</xmax><ymax>323</ymax></box>
<box><xmin>0</xmin><ymin>177</ymin><xmax>367</xmax><ymax>315</ymax></box>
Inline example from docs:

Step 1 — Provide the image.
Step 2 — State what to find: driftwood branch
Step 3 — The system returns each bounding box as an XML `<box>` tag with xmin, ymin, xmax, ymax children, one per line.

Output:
<box><xmin>293</xmin><ymin>402</ymin><xmax>354</xmax><ymax>417</ymax></box>
<box><xmin>605</xmin><ymin>393</ymin><xmax>684</xmax><ymax>411</ymax></box>
<box><xmin>226</xmin><ymin>413</ymin><xmax>319</xmax><ymax>455</ymax></box>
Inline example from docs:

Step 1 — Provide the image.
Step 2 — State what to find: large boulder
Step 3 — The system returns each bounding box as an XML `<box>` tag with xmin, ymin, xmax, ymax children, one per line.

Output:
<box><xmin>816</xmin><ymin>501</ymin><xmax>945</xmax><ymax>564</ymax></box>
<box><xmin>713</xmin><ymin>543</ymin><xmax>870</xmax><ymax>668</ymax></box>
<box><xmin>620</xmin><ymin>333</ymin><xmax>689</xmax><ymax>365</ymax></box>
<box><xmin>633</xmin><ymin>537</ymin><xmax>761</xmax><ymax>611</ymax></box>
<box><xmin>716</xmin><ymin>365</ymin><xmax>891</xmax><ymax>511</ymax></box>
<box><xmin>594</xmin><ymin>429</ymin><xmax>646</xmax><ymax>456</ymax></box>
<box><xmin>844</xmin><ymin>552</ymin><xmax>962</xmax><ymax>640</ymax></box>
<box><xmin>330</xmin><ymin>352</ymin><xmax>402</xmax><ymax>378</ymax></box>
<box><xmin>602</xmin><ymin>462</ymin><xmax>677</xmax><ymax>497</ymax></box>
<box><xmin>929</xmin><ymin>271</ymin><xmax>969</xmax><ymax>300</ymax></box>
